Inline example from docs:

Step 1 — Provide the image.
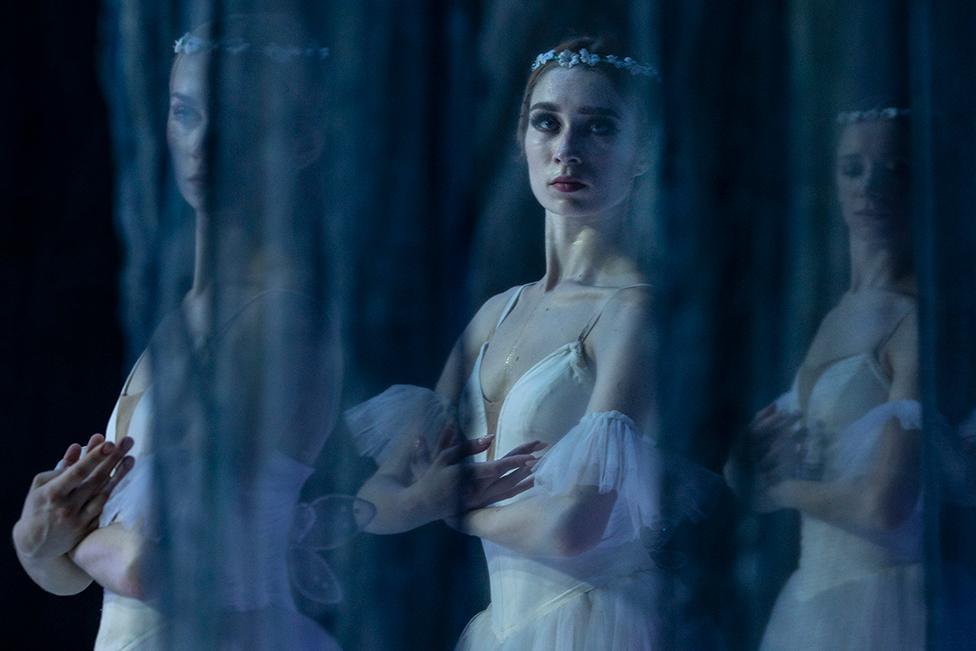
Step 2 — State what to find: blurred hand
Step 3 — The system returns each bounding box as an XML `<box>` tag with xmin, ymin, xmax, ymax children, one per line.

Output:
<box><xmin>13</xmin><ymin>434</ymin><xmax>134</xmax><ymax>561</ymax></box>
<box><xmin>747</xmin><ymin>403</ymin><xmax>804</xmax><ymax>511</ymax></box>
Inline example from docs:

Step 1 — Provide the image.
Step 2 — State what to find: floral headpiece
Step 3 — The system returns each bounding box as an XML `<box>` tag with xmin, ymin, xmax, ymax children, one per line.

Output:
<box><xmin>531</xmin><ymin>48</ymin><xmax>660</xmax><ymax>80</ymax></box>
<box><xmin>835</xmin><ymin>107</ymin><xmax>911</xmax><ymax>125</ymax></box>
<box><xmin>173</xmin><ymin>32</ymin><xmax>330</xmax><ymax>62</ymax></box>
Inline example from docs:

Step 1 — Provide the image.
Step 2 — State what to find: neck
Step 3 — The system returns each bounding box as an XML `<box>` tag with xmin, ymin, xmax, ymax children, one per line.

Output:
<box><xmin>190</xmin><ymin>210</ymin><xmax>265</xmax><ymax>297</ymax></box>
<box><xmin>848</xmin><ymin>232</ymin><xmax>911</xmax><ymax>293</ymax></box>
<box><xmin>191</xmin><ymin>211</ymin><xmax>213</xmax><ymax>296</ymax></box>
<box><xmin>541</xmin><ymin>204</ymin><xmax>639</xmax><ymax>290</ymax></box>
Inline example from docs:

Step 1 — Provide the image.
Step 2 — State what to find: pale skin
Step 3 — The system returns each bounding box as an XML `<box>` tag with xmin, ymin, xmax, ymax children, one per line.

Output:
<box><xmin>14</xmin><ymin>51</ymin><xmax>335</xmax><ymax>601</ymax></box>
<box><xmin>360</xmin><ymin>65</ymin><xmax>656</xmax><ymax>556</ymax></box>
<box><xmin>746</xmin><ymin>120</ymin><xmax>920</xmax><ymax>534</ymax></box>
<box><xmin>19</xmin><ymin>48</ymin><xmax>533</xmax><ymax>600</ymax></box>
<box><xmin>13</xmin><ymin>434</ymin><xmax>135</xmax><ymax>595</ymax></box>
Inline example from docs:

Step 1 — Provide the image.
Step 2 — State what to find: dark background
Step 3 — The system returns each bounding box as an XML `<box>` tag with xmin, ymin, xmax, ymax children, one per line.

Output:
<box><xmin>4</xmin><ymin>1</ymin><xmax>976</xmax><ymax>649</ymax></box>
<box><xmin>2</xmin><ymin>1</ymin><xmax>122</xmax><ymax>648</ymax></box>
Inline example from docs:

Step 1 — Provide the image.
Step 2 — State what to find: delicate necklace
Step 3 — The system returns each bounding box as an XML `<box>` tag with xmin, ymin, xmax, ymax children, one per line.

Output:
<box><xmin>489</xmin><ymin>286</ymin><xmax>550</xmax><ymax>401</ymax></box>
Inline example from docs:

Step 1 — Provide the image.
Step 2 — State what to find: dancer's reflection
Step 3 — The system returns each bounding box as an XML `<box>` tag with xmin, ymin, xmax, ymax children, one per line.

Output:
<box><xmin>347</xmin><ymin>36</ymin><xmax>719</xmax><ymax>649</ymax></box>
<box><xmin>14</xmin><ymin>14</ymin><xmax>342</xmax><ymax>649</ymax></box>
<box><xmin>746</xmin><ymin>104</ymin><xmax>922</xmax><ymax>649</ymax></box>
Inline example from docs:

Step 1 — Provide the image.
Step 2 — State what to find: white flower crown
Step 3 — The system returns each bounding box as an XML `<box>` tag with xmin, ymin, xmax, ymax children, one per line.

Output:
<box><xmin>835</xmin><ymin>107</ymin><xmax>911</xmax><ymax>125</ymax></box>
<box><xmin>531</xmin><ymin>48</ymin><xmax>660</xmax><ymax>80</ymax></box>
<box><xmin>173</xmin><ymin>32</ymin><xmax>330</xmax><ymax>62</ymax></box>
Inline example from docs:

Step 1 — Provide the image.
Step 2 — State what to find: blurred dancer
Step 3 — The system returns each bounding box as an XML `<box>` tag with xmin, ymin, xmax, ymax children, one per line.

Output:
<box><xmin>746</xmin><ymin>104</ymin><xmax>922</xmax><ymax>650</ymax></box>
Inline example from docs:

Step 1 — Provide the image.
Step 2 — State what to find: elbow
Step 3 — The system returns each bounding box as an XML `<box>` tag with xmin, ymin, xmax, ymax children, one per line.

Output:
<box><xmin>116</xmin><ymin>552</ymin><xmax>148</xmax><ymax>600</ymax></box>
<box><xmin>550</xmin><ymin>491</ymin><xmax>617</xmax><ymax>558</ymax></box>
<box><xmin>862</xmin><ymin>486</ymin><xmax>918</xmax><ymax>532</ymax></box>
<box><xmin>45</xmin><ymin>577</ymin><xmax>93</xmax><ymax>597</ymax></box>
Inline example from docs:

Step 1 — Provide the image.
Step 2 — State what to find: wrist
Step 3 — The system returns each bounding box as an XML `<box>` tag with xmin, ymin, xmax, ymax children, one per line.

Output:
<box><xmin>12</xmin><ymin>519</ymin><xmax>43</xmax><ymax>561</ymax></box>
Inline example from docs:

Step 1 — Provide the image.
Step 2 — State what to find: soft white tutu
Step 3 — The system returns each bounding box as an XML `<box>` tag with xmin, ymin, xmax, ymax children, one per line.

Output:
<box><xmin>347</xmin><ymin>385</ymin><xmax>721</xmax><ymax>651</ymax></box>
<box><xmin>761</xmin><ymin>398</ymin><xmax>925</xmax><ymax>651</ymax></box>
<box><xmin>456</xmin><ymin>567</ymin><xmax>663</xmax><ymax>651</ymax></box>
<box><xmin>93</xmin><ymin>449</ymin><xmax>341</xmax><ymax>651</ymax></box>
<box><xmin>761</xmin><ymin>563</ymin><xmax>923</xmax><ymax>651</ymax></box>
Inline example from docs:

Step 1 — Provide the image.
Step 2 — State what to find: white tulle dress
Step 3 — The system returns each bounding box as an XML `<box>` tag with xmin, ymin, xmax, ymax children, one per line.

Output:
<box><xmin>760</xmin><ymin>289</ymin><xmax>924</xmax><ymax>650</ymax></box>
<box><xmin>81</xmin><ymin>290</ymin><xmax>340</xmax><ymax>651</ymax></box>
<box><xmin>347</xmin><ymin>284</ymin><xmax>720</xmax><ymax>650</ymax></box>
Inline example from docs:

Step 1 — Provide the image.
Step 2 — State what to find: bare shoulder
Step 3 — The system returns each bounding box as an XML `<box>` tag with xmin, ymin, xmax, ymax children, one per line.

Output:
<box><xmin>884</xmin><ymin>306</ymin><xmax>918</xmax><ymax>367</ymax></box>
<box><xmin>586</xmin><ymin>284</ymin><xmax>654</xmax><ymax>357</ymax></box>
<box><xmin>465</xmin><ymin>284</ymin><xmax>527</xmax><ymax>344</ymax></box>
<box><xmin>592</xmin><ymin>284</ymin><xmax>654</xmax><ymax>335</ymax></box>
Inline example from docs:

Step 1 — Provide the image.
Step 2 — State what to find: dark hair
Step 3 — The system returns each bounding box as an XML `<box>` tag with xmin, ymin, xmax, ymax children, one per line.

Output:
<box><xmin>516</xmin><ymin>35</ymin><xmax>660</xmax><ymax>148</ymax></box>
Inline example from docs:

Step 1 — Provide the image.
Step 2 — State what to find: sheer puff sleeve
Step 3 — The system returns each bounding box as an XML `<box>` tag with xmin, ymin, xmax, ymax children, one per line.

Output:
<box><xmin>343</xmin><ymin>385</ymin><xmax>449</xmax><ymax>465</ymax></box>
<box><xmin>532</xmin><ymin>410</ymin><xmax>723</xmax><ymax>545</ymax></box>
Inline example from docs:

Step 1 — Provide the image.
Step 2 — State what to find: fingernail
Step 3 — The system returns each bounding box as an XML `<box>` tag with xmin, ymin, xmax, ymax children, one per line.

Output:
<box><xmin>120</xmin><ymin>437</ymin><xmax>134</xmax><ymax>451</ymax></box>
<box><xmin>103</xmin><ymin>442</ymin><xmax>115</xmax><ymax>453</ymax></box>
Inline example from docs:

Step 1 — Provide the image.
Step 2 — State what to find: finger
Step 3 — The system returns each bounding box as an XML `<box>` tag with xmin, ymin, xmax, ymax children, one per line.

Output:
<box><xmin>86</xmin><ymin>433</ymin><xmax>106</xmax><ymax>451</ymax></box>
<box><xmin>749</xmin><ymin>403</ymin><xmax>777</xmax><ymax>427</ymax></box>
<box><xmin>479</xmin><ymin>477</ymin><xmax>535</xmax><ymax>506</ymax></box>
<box><xmin>31</xmin><ymin>468</ymin><xmax>61</xmax><ymax>488</ymax></box>
<box><xmin>102</xmin><ymin>456</ymin><xmax>135</xmax><ymax>496</ymax></box>
<box><xmin>54</xmin><ymin>439</ymin><xmax>127</xmax><ymax>500</ymax></box>
<box><xmin>436</xmin><ymin>423</ymin><xmax>460</xmax><ymax>452</ymax></box>
<box><xmin>471</xmin><ymin>454</ymin><xmax>536</xmax><ymax>480</ymax></box>
<box><xmin>751</xmin><ymin>413</ymin><xmax>801</xmax><ymax>439</ymax></box>
<box><xmin>436</xmin><ymin>436</ymin><xmax>493</xmax><ymax>466</ymax></box>
<box><xmin>68</xmin><ymin>446</ymin><xmax>132</xmax><ymax>509</ymax></box>
<box><xmin>62</xmin><ymin>443</ymin><xmax>83</xmax><ymax>467</ymax></box>
<box><xmin>78</xmin><ymin>491</ymin><xmax>110</xmax><ymax>525</ymax></box>
<box><xmin>480</xmin><ymin>463</ymin><xmax>535</xmax><ymax>497</ymax></box>
<box><xmin>502</xmin><ymin>440</ymin><xmax>547</xmax><ymax>457</ymax></box>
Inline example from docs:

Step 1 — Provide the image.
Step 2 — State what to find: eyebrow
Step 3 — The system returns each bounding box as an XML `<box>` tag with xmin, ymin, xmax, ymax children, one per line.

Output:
<box><xmin>529</xmin><ymin>102</ymin><xmax>621</xmax><ymax>118</ymax></box>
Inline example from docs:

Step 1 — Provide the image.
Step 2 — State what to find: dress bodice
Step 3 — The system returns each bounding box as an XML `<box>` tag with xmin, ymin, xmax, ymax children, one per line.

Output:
<box><xmin>92</xmin><ymin>290</ymin><xmax>331</xmax><ymax>650</ymax></box>
<box><xmin>460</xmin><ymin>338</ymin><xmax>593</xmax><ymax>463</ymax></box>
<box><xmin>458</xmin><ymin>284</ymin><xmax>666</xmax><ymax>636</ymax></box>
<box><xmin>787</xmin><ymin>290</ymin><xmax>921</xmax><ymax>597</ymax></box>
<box><xmin>458</xmin><ymin>283</ymin><xmax>610</xmax><ymax>463</ymax></box>
<box><xmin>346</xmin><ymin>282</ymin><xmax>720</xmax><ymax>648</ymax></box>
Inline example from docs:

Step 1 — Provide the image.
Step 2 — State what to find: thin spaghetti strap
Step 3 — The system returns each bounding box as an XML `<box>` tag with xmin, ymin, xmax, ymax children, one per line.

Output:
<box><xmin>486</xmin><ymin>283</ymin><xmax>532</xmax><ymax>342</ymax></box>
<box><xmin>874</xmin><ymin>300</ymin><xmax>916</xmax><ymax>358</ymax></box>
<box><xmin>578</xmin><ymin>283</ymin><xmax>653</xmax><ymax>344</ymax></box>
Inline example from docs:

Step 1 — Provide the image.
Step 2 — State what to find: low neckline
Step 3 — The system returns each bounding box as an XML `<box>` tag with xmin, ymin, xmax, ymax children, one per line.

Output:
<box><xmin>477</xmin><ymin>338</ymin><xmax>585</xmax><ymax>408</ymax></box>
<box><xmin>799</xmin><ymin>351</ymin><xmax>890</xmax><ymax>412</ymax></box>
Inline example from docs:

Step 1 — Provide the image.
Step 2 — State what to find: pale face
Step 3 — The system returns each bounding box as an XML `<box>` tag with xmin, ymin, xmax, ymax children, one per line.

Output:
<box><xmin>168</xmin><ymin>55</ymin><xmax>212</xmax><ymax>212</ymax></box>
<box><xmin>523</xmin><ymin>67</ymin><xmax>647</xmax><ymax>220</ymax></box>
<box><xmin>168</xmin><ymin>55</ymin><xmax>305</xmax><ymax>214</ymax></box>
<box><xmin>835</xmin><ymin>120</ymin><xmax>911</xmax><ymax>241</ymax></box>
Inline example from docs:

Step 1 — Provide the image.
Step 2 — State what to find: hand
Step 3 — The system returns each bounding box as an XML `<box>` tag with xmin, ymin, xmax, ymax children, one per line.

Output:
<box><xmin>747</xmin><ymin>403</ymin><xmax>804</xmax><ymax>511</ymax></box>
<box><xmin>13</xmin><ymin>435</ymin><xmax>135</xmax><ymax>561</ymax></box>
<box><xmin>408</xmin><ymin>425</ymin><xmax>543</xmax><ymax>524</ymax></box>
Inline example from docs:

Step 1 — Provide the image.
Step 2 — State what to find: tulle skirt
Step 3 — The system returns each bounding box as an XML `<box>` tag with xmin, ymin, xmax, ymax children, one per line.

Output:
<box><xmin>455</xmin><ymin>570</ymin><xmax>662</xmax><ymax>651</ymax></box>
<box><xmin>760</xmin><ymin>562</ymin><xmax>924</xmax><ymax>651</ymax></box>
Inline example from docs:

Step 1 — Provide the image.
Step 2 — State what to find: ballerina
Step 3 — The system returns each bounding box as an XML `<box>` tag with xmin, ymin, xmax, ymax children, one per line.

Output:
<box><xmin>13</xmin><ymin>14</ymin><xmax>343</xmax><ymax>649</ymax></box>
<box><xmin>744</xmin><ymin>103</ymin><xmax>923</xmax><ymax>650</ymax></box>
<box><xmin>347</xmin><ymin>36</ymin><xmax>720</xmax><ymax>650</ymax></box>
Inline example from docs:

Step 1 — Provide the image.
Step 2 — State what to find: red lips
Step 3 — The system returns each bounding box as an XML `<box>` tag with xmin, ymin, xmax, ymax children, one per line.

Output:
<box><xmin>549</xmin><ymin>176</ymin><xmax>586</xmax><ymax>193</ymax></box>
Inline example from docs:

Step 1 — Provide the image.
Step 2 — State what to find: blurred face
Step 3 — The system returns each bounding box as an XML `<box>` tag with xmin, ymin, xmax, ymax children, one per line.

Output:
<box><xmin>168</xmin><ymin>55</ymin><xmax>212</xmax><ymax>212</ymax></box>
<box><xmin>835</xmin><ymin>120</ymin><xmax>910</xmax><ymax>241</ymax></box>
<box><xmin>524</xmin><ymin>67</ymin><xmax>647</xmax><ymax>219</ymax></box>
<box><xmin>168</xmin><ymin>54</ymin><xmax>315</xmax><ymax>214</ymax></box>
